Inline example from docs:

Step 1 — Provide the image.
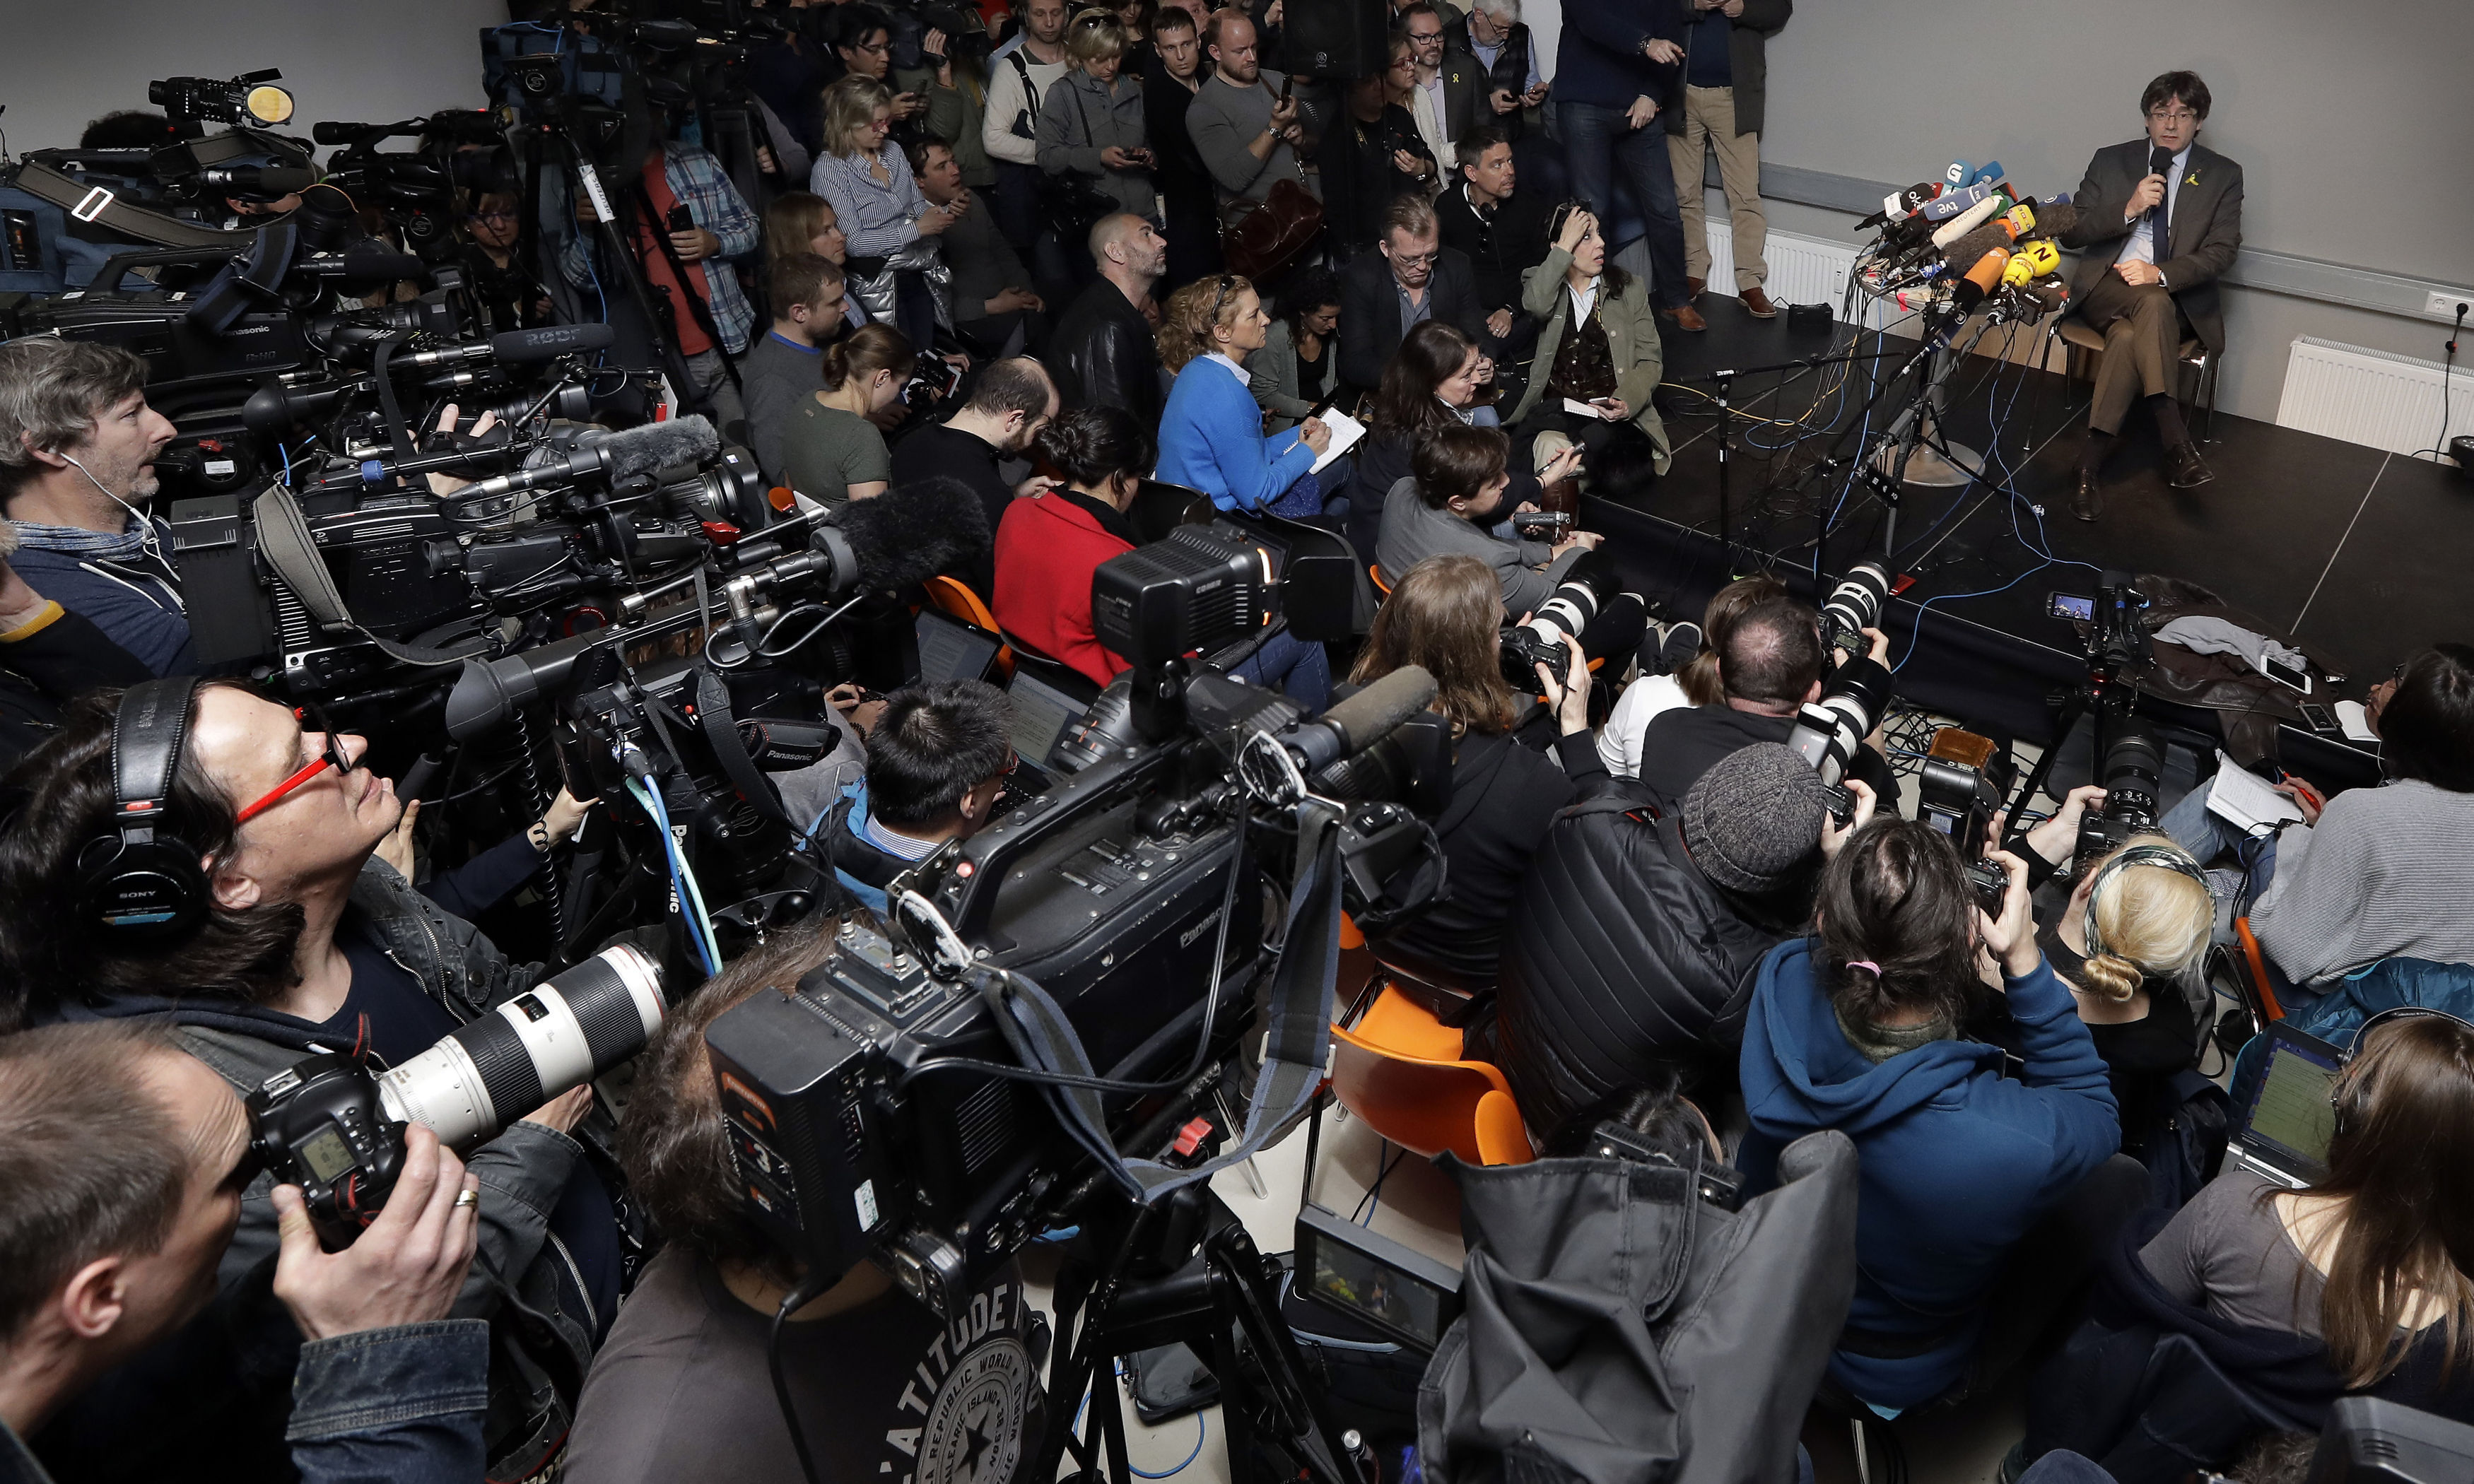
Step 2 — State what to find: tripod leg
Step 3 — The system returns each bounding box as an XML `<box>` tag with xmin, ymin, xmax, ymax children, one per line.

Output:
<box><xmin>1999</xmin><ymin>690</ymin><xmax>2089</xmax><ymax>857</ymax></box>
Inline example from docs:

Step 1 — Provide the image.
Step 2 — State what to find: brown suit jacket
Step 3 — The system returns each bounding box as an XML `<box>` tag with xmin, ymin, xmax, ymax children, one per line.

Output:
<box><xmin>2060</xmin><ymin>139</ymin><xmax>2244</xmax><ymax>353</ymax></box>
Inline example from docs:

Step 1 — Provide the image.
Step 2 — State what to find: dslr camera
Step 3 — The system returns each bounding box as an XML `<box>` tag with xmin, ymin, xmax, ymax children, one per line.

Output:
<box><xmin>1916</xmin><ymin>726</ymin><xmax>2016</xmax><ymax>914</ymax></box>
<box><xmin>1785</xmin><ymin>652</ymin><xmax>1893</xmax><ymax>823</ymax></box>
<box><xmin>1499</xmin><ymin>553</ymin><xmax>1616</xmax><ymax>695</ymax></box>
<box><xmin>1819</xmin><ymin>560</ymin><xmax>1892</xmax><ymax>654</ymax></box>
<box><xmin>2075</xmin><ymin>709</ymin><xmax>2164</xmax><ymax>861</ymax></box>
<box><xmin>246</xmin><ymin>947</ymin><xmax>665</xmax><ymax>1246</ymax></box>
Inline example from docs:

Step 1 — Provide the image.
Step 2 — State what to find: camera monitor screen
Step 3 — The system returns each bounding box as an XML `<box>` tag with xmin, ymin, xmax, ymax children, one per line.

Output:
<box><xmin>1004</xmin><ymin>671</ymin><xmax>1087</xmax><ymax>784</ymax></box>
<box><xmin>1294</xmin><ymin>1203</ymin><xmax>1464</xmax><ymax>1353</ymax></box>
<box><xmin>915</xmin><ymin>611</ymin><xmax>1002</xmax><ymax>688</ymax></box>
<box><xmin>299</xmin><ymin>1124</ymin><xmax>359</xmax><ymax>1183</ymax></box>
<box><xmin>2241</xmin><ymin>1030</ymin><xmax>2343</xmax><ymax>1179</ymax></box>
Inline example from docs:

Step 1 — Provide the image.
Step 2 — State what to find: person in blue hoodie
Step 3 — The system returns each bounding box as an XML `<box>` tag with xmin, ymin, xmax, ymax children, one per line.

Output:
<box><xmin>1737</xmin><ymin>816</ymin><xmax>2136</xmax><ymax>1413</ymax></box>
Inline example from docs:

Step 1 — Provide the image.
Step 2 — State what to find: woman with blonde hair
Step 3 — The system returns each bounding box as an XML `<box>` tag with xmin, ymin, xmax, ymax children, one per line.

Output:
<box><xmin>2041</xmin><ymin>836</ymin><xmax>2213</xmax><ymax>1159</ymax></box>
<box><xmin>1153</xmin><ymin>273</ymin><xmax>1341</xmax><ymax>518</ymax></box>
<box><xmin>1347</xmin><ymin>553</ymin><xmax>1607</xmax><ymax>990</ymax></box>
<box><xmin>1035</xmin><ymin>11</ymin><xmax>1156</xmax><ymax>234</ymax></box>
<box><xmin>809</xmin><ymin>74</ymin><xmax>956</xmax><ymax>343</ymax></box>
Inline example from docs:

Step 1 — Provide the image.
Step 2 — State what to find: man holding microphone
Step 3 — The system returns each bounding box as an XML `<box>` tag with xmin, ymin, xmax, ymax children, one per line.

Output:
<box><xmin>2059</xmin><ymin>71</ymin><xmax>2244</xmax><ymax>520</ymax></box>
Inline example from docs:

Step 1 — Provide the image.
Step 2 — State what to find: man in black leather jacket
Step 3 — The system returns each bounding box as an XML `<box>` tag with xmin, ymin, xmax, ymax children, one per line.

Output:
<box><xmin>1049</xmin><ymin>212</ymin><xmax>1167</xmax><ymax>428</ymax></box>
<box><xmin>1490</xmin><ymin>741</ymin><xmax>1872</xmax><ymax>1132</ymax></box>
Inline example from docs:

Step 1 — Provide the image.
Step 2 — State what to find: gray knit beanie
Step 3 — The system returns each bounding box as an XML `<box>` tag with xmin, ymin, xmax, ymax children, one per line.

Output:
<box><xmin>1681</xmin><ymin>742</ymin><xmax>1830</xmax><ymax>895</ymax></box>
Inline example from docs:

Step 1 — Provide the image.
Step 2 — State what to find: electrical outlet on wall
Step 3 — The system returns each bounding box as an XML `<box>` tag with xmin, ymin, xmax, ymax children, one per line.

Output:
<box><xmin>2429</xmin><ymin>289</ymin><xmax>2473</xmax><ymax>322</ymax></box>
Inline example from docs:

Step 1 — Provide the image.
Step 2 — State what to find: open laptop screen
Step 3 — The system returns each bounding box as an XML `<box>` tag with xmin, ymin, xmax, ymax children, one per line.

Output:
<box><xmin>2242</xmin><ymin>1030</ymin><xmax>2344</xmax><ymax>1178</ymax></box>
<box><xmin>1005</xmin><ymin>671</ymin><xmax>1086</xmax><ymax>783</ymax></box>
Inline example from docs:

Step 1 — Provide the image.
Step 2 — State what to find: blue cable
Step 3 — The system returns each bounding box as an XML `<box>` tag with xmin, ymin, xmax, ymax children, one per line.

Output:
<box><xmin>1131</xmin><ymin>1413</ymin><xmax>1207</xmax><ymax>1478</ymax></box>
<box><xmin>628</xmin><ymin>778</ymin><xmax>722</xmax><ymax>976</ymax></box>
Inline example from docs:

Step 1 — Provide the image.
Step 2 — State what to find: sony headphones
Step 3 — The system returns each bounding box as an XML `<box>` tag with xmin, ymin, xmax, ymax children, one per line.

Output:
<box><xmin>2079</xmin><ymin>840</ymin><xmax>2212</xmax><ymax>967</ymax></box>
<box><xmin>74</xmin><ymin>676</ymin><xmax>212</xmax><ymax>941</ymax></box>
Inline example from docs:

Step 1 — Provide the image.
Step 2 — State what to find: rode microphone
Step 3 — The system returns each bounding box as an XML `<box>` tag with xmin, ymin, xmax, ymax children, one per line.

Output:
<box><xmin>198</xmin><ymin>165</ymin><xmax>318</xmax><ymax>195</ymax></box>
<box><xmin>399</xmin><ymin>322</ymin><xmax>618</xmax><ymax>369</ymax></box>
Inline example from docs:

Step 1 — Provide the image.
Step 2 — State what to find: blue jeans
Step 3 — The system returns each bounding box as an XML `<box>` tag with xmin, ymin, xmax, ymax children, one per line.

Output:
<box><xmin>286</xmin><ymin>1320</ymin><xmax>490</xmax><ymax>1484</ymax></box>
<box><xmin>1271</xmin><ymin>454</ymin><xmax>1354</xmax><ymax>520</ymax></box>
<box><xmin>1555</xmin><ymin>100</ymin><xmax>1690</xmax><ymax>310</ymax></box>
<box><xmin>1232</xmin><ymin>627</ymin><xmax>1332</xmax><ymax>710</ymax></box>
<box><xmin>2161</xmin><ymin>785</ymin><xmax>2282</xmax><ymax>909</ymax></box>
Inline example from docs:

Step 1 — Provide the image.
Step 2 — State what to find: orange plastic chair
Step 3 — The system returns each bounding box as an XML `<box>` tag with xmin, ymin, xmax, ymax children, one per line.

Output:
<box><xmin>1329</xmin><ymin>986</ymin><xmax>1534</xmax><ymax>1165</ymax></box>
<box><xmin>1369</xmin><ymin>563</ymin><xmax>1393</xmax><ymax>596</ymax></box>
<box><xmin>922</xmin><ymin>575</ymin><xmax>1015</xmax><ymax>681</ymax></box>
<box><xmin>2233</xmin><ymin>917</ymin><xmax>2287</xmax><ymax>1022</ymax></box>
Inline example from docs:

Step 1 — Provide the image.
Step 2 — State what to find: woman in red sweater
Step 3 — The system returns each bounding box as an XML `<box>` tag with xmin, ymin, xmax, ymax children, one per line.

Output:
<box><xmin>992</xmin><ymin>405</ymin><xmax>1151</xmax><ymax>687</ymax></box>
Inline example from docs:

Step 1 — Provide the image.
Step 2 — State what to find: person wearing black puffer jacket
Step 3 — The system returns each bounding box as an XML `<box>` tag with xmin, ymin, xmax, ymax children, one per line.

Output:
<box><xmin>1351</xmin><ymin>553</ymin><xmax>1604</xmax><ymax>994</ymax></box>
<box><xmin>1491</xmin><ymin>741</ymin><xmax>1873</xmax><ymax>1134</ymax></box>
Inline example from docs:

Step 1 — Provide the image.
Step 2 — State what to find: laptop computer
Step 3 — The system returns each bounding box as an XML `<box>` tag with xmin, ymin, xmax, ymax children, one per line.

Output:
<box><xmin>1002</xmin><ymin>669</ymin><xmax>1089</xmax><ymax>794</ymax></box>
<box><xmin>914</xmin><ymin>609</ymin><xmax>1004</xmax><ymax>687</ymax></box>
<box><xmin>2224</xmin><ymin>1021</ymin><xmax>2346</xmax><ymax>1189</ymax></box>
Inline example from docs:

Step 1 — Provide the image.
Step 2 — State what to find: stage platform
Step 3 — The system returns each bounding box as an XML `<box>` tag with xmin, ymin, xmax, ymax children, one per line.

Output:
<box><xmin>1580</xmin><ymin>293</ymin><xmax>2469</xmax><ymax>790</ymax></box>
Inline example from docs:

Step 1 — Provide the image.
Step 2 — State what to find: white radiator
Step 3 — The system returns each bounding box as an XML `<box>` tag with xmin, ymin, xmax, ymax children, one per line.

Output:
<box><xmin>2274</xmin><ymin>336</ymin><xmax>2460</xmax><ymax>457</ymax></box>
<box><xmin>1698</xmin><ymin>223</ymin><xmax>1894</xmax><ymax>329</ymax></box>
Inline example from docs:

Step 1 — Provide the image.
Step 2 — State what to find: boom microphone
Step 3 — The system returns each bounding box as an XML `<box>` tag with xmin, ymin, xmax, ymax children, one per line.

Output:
<box><xmin>831</xmin><ymin>475</ymin><xmax>992</xmax><ymax>593</ymax></box>
<box><xmin>451</xmin><ymin>416</ymin><xmax>720</xmax><ymax>502</ymax></box>
<box><xmin>198</xmin><ymin>165</ymin><xmax>318</xmax><ymax>195</ymax></box>
<box><xmin>1279</xmin><ymin>666</ymin><xmax>1438</xmax><ymax>776</ymax></box>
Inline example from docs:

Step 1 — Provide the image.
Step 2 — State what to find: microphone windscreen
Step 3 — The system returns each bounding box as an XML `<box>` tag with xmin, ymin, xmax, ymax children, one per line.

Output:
<box><xmin>600</xmin><ymin>415</ymin><xmax>722</xmax><ymax>482</ymax></box>
<box><xmin>1311</xmin><ymin>666</ymin><xmax>1437</xmax><ymax>759</ymax></box>
<box><xmin>489</xmin><ymin>322</ymin><xmax>618</xmax><ymax>363</ymax></box>
<box><xmin>836</xmin><ymin>475</ymin><xmax>992</xmax><ymax>593</ymax></box>
<box><xmin>2032</xmin><ymin>199</ymin><xmax>2080</xmax><ymax>238</ymax></box>
<box><xmin>1942</xmin><ymin>223</ymin><xmax>2014</xmax><ymax>275</ymax></box>
<box><xmin>1930</xmin><ymin>194</ymin><xmax>2005</xmax><ymax>249</ymax></box>
<box><xmin>312</xmin><ymin>122</ymin><xmax>358</xmax><ymax>146</ymax></box>
<box><xmin>251</xmin><ymin>167</ymin><xmax>319</xmax><ymax>194</ymax></box>
<box><xmin>2150</xmin><ymin>146</ymin><xmax>2174</xmax><ymax>178</ymax></box>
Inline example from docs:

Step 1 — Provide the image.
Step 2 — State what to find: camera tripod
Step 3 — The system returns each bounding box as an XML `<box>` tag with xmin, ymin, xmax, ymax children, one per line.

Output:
<box><xmin>1036</xmin><ymin>1185</ymin><xmax>1364</xmax><ymax>1484</ymax></box>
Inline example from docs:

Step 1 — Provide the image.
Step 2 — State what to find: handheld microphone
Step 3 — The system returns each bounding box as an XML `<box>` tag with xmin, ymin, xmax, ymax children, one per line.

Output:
<box><xmin>2010</xmin><ymin>238</ymin><xmax>2062</xmax><ymax>278</ymax></box>
<box><xmin>399</xmin><ymin>323</ymin><xmax>618</xmax><ymax>370</ymax></box>
<box><xmin>2148</xmin><ymin>145</ymin><xmax>2174</xmax><ymax>187</ymax></box>
<box><xmin>1951</xmin><ymin>249</ymin><xmax>2012</xmax><ymax>312</ymax></box>
<box><xmin>293</xmin><ymin>252</ymin><xmax>427</xmax><ymax>288</ymax></box>
<box><xmin>1943</xmin><ymin>160</ymin><xmax>1975</xmax><ymax>188</ymax></box>
<box><xmin>1930</xmin><ymin>194</ymin><xmax>2010</xmax><ymax>250</ymax></box>
<box><xmin>1967</xmin><ymin>161</ymin><xmax>2005</xmax><ymax>187</ymax></box>
<box><xmin>198</xmin><ymin>165</ymin><xmax>319</xmax><ymax>196</ymax></box>
<box><xmin>2001</xmin><ymin>254</ymin><xmax>2037</xmax><ymax>289</ymax></box>
<box><xmin>1921</xmin><ymin>179</ymin><xmax>2000</xmax><ymax>223</ymax></box>
<box><xmin>1866</xmin><ymin>181</ymin><xmax>1944</xmax><ymax>228</ymax></box>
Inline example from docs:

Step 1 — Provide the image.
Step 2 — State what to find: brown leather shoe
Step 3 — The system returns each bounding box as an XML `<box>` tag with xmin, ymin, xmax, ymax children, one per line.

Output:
<box><xmin>2165</xmin><ymin>442</ymin><xmax>2215</xmax><ymax>490</ymax></box>
<box><xmin>2070</xmin><ymin>469</ymin><xmax>2102</xmax><ymax>522</ymax></box>
<box><xmin>1740</xmin><ymin>285</ymin><xmax>1778</xmax><ymax>318</ymax></box>
<box><xmin>1662</xmin><ymin>302</ymin><xmax>1709</xmax><ymax>333</ymax></box>
<box><xmin>1686</xmin><ymin>276</ymin><xmax>1706</xmax><ymax>299</ymax></box>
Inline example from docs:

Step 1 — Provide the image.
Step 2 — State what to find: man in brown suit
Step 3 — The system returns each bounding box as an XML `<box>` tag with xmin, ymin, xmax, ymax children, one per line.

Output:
<box><xmin>2058</xmin><ymin>70</ymin><xmax>2243</xmax><ymax>520</ymax></box>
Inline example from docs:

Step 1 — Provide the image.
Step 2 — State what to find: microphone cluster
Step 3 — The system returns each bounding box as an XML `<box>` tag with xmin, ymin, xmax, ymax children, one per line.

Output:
<box><xmin>1856</xmin><ymin>155</ymin><xmax>2076</xmax><ymax>326</ymax></box>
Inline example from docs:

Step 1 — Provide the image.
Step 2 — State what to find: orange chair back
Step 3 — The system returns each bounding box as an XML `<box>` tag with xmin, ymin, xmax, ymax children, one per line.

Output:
<box><xmin>2234</xmin><ymin>917</ymin><xmax>2286</xmax><ymax>1022</ymax></box>
<box><xmin>1369</xmin><ymin>563</ymin><xmax>1393</xmax><ymax>596</ymax></box>
<box><xmin>922</xmin><ymin>575</ymin><xmax>1015</xmax><ymax>681</ymax></box>
<box><xmin>1329</xmin><ymin>987</ymin><xmax>1535</xmax><ymax>1165</ymax></box>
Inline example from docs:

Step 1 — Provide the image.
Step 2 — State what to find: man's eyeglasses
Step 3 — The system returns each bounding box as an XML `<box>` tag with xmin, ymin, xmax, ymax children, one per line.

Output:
<box><xmin>466</xmin><ymin>211</ymin><xmax>516</xmax><ymax>226</ymax></box>
<box><xmin>2145</xmin><ymin>107</ymin><xmax>2198</xmax><ymax>124</ymax></box>
<box><xmin>235</xmin><ymin>705</ymin><xmax>356</xmax><ymax>825</ymax></box>
<box><xmin>1390</xmin><ymin>248</ymin><xmax>1438</xmax><ymax>268</ymax></box>
<box><xmin>853</xmin><ymin>37</ymin><xmax>891</xmax><ymax>54</ymax></box>
<box><xmin>1407</xmin><ymin>26</ymin><xmax>1443</xmax><ymax>42</ymax></box>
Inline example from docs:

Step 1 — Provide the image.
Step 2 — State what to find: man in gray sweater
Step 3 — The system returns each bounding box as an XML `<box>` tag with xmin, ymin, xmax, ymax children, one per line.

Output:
<box><xmin>1185</xmin><ymin>12</ymin><xmax>1310</xmax><ymax>207</ymax></box>
<box><xmin>741</xmin><ymin>252</ymin><xmax>846</xmax><ymax>482</ymax></box>
<box><xmin>2167</xmin><ymin>643</ymin><xmax>2474</xmax><ymax>984</ymax></box>
<box><xmin>1375</xmin><ymin>423</ymin><xmax>1597</xmax><ymax>616</ymax></box>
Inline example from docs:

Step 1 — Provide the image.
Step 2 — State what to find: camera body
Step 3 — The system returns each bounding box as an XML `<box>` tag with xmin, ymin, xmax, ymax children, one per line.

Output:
<box><xmin>1786</xmin><ymin>654</ymin><xmax>1893</xmax><ymax>789</ymax></box>
<box><xmin>1819</xmin><ymin>561</ymin><xmax>1891</xmax><ymax>652</ymax></box>
<box><xmin>1498</xmin><ymin>557</ymin><xmax>1613</xmax><ymax>695</ymax></box>
<box><xmin>1963</xmin><ymin>858</ymin><xmax>2010</xmax><ymax>918</ymax></box>
<box><xmin>247</xmin><ymin>946</ymin><xmax>667</xmax><ymax>1247</ymax></box>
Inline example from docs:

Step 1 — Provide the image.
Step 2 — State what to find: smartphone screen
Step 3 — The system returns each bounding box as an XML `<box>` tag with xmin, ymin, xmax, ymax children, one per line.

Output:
<box><xmin>2261</xmin><ymin>655</ymin><xmax>2311</xmax><ymax>693</ymax></box>
<box><xmin>2299</xmin><ymin>702</ymin><xmax>2337</xmax><ymax>733</ymax></box>
<box><xmin>2047</xmin><ymin>592</ymin><xmax>2094</xmax><ymax>622</ymax></box>
<box><xmin>665</xmin><ymin>204</ymin><xmax>695</xmax><ymax>233</ymax></box>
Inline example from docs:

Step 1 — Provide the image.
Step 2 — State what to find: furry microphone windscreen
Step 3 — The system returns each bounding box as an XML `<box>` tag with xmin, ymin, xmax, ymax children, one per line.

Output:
<box><xmin>836</xmin><ymin>476</ymin><xmax>992</xmax><ymax>592</ymax></box>
<box><xmin>601</xmin><ymin>415</ymin><xmax>722</xmax><ymax>482</ymax></box>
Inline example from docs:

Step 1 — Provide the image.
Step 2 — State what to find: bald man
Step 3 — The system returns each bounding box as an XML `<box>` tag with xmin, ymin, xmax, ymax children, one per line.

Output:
<box><xmin>1049</xmin><ymin>212</ymin><xmax>1169</xmax><ymax>426</ymax></box>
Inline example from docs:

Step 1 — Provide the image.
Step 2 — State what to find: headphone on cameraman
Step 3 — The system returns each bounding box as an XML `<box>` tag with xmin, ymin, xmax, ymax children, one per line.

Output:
<box><xmin>74</xmin><ymin>676</ymin><xmax>213</xmax><ymax>941</ymax></box>
<box><xmin>2078</xmin><ymin>840</ymin><xmax>2211</xmax><ymax>971</ymax></box>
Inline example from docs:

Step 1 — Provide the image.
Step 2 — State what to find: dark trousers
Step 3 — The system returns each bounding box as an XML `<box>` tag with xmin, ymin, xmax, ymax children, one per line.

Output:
<box><xmin>1163</xmin><ymin>189</ymin><xmax>1221</xmax><ymax>294</ymax></box>
<box><xmin>2076</xmin><ymin>273</ymin><xmax>2193</xmax><ymax>438</ymax></box>
<box><xmin>1962</xmin><ymin>1153</ymin><xmax>2151</xmax><ymax>1398</ymax></box>
<box><xmin>1555</xmin><ymin>100</ymin><xmax>1689</xmax><ymax>310</ymax></box>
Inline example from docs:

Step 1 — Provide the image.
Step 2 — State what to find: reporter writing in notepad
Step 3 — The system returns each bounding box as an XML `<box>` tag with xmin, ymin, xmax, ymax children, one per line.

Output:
<box><xmin>2157</xmin><ymin>644</ymin><xmax>2474</xmax><ymax>987</ymax></box>
<box><xmin>1154</xmin><ymin>273</ymin><xmax>1352</xmax><ymax>520</ymax></box>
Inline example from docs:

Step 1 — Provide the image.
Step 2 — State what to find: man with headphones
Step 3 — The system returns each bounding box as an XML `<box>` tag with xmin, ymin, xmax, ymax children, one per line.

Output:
<box><xmin>0</xmin><ymin>677</ymin><xmax>626</xmax><ymax>1480</ymax></box>
<box><xmin>0</xmin><ymin>339</ymin><xmax>190</xmax><ymax>676</ymax></box>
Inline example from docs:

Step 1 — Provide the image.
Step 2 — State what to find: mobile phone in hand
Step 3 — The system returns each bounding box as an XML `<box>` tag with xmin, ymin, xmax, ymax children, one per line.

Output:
<box><xmin>665</xmin><ymin>204</ymin><xmax>695</xmax><ymax>234</ymax></box>
<box><xmin>1279</xmin><ymin>72</ymin><xmax>1294</xmax><ymax>104</ymax></box>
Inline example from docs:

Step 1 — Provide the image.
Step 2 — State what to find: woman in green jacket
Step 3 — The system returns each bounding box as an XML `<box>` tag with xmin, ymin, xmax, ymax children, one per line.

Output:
<box><xmin>1506</xmin><ymin>203</ymin><xmax>1670</xmax><ymax>490</ymax></box>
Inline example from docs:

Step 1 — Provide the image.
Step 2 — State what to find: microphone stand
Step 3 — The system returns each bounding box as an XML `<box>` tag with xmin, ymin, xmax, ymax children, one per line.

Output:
<box><xmin>1666</xmin><ymin>342</ymin><xmax>1918</xmax><ymax>564</ymax></box>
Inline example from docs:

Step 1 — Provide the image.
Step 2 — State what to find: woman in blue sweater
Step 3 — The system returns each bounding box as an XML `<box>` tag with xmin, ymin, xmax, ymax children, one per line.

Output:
<box><xmin>1154</xmin><ymin>273</ymin><xmax>1343</xmax><ymax>519</ymax></box>
<box><xmin>1737</xmin><ymin>818</ymin><xmax>2134</xmax><ymax>1413</ymax></box>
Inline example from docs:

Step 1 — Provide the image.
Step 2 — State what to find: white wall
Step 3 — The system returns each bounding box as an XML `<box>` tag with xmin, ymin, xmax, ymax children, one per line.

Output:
<box><xmin>6</xmin><ymin>0</ymin><xmax>511</xmax><ymax>158</ymax></box>
<box><xmin>1528</xmin><ymin>0</ymin><xmax>2474</xmax><ymax>422</ymax></box>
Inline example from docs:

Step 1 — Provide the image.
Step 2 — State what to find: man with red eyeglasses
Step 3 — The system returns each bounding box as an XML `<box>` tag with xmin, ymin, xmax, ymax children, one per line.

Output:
<box><xmin>0</xmin><ymin>678</ymin><xmax>626</xmax><ymax>1481</ymax></box>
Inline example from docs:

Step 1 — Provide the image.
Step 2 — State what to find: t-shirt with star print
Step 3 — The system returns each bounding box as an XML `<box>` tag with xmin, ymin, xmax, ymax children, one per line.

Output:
<box><xmin>562</xmin><ymin>1244</ymin><xmax>1040</xmax><ymax>1484</ymax></box>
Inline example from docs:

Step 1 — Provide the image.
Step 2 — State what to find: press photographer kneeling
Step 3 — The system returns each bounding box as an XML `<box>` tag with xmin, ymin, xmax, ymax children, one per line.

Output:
<box><xmin>0</xmin><ymin>678</ymin><xmax>626</xmax><ymax>1478</ymax></box>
